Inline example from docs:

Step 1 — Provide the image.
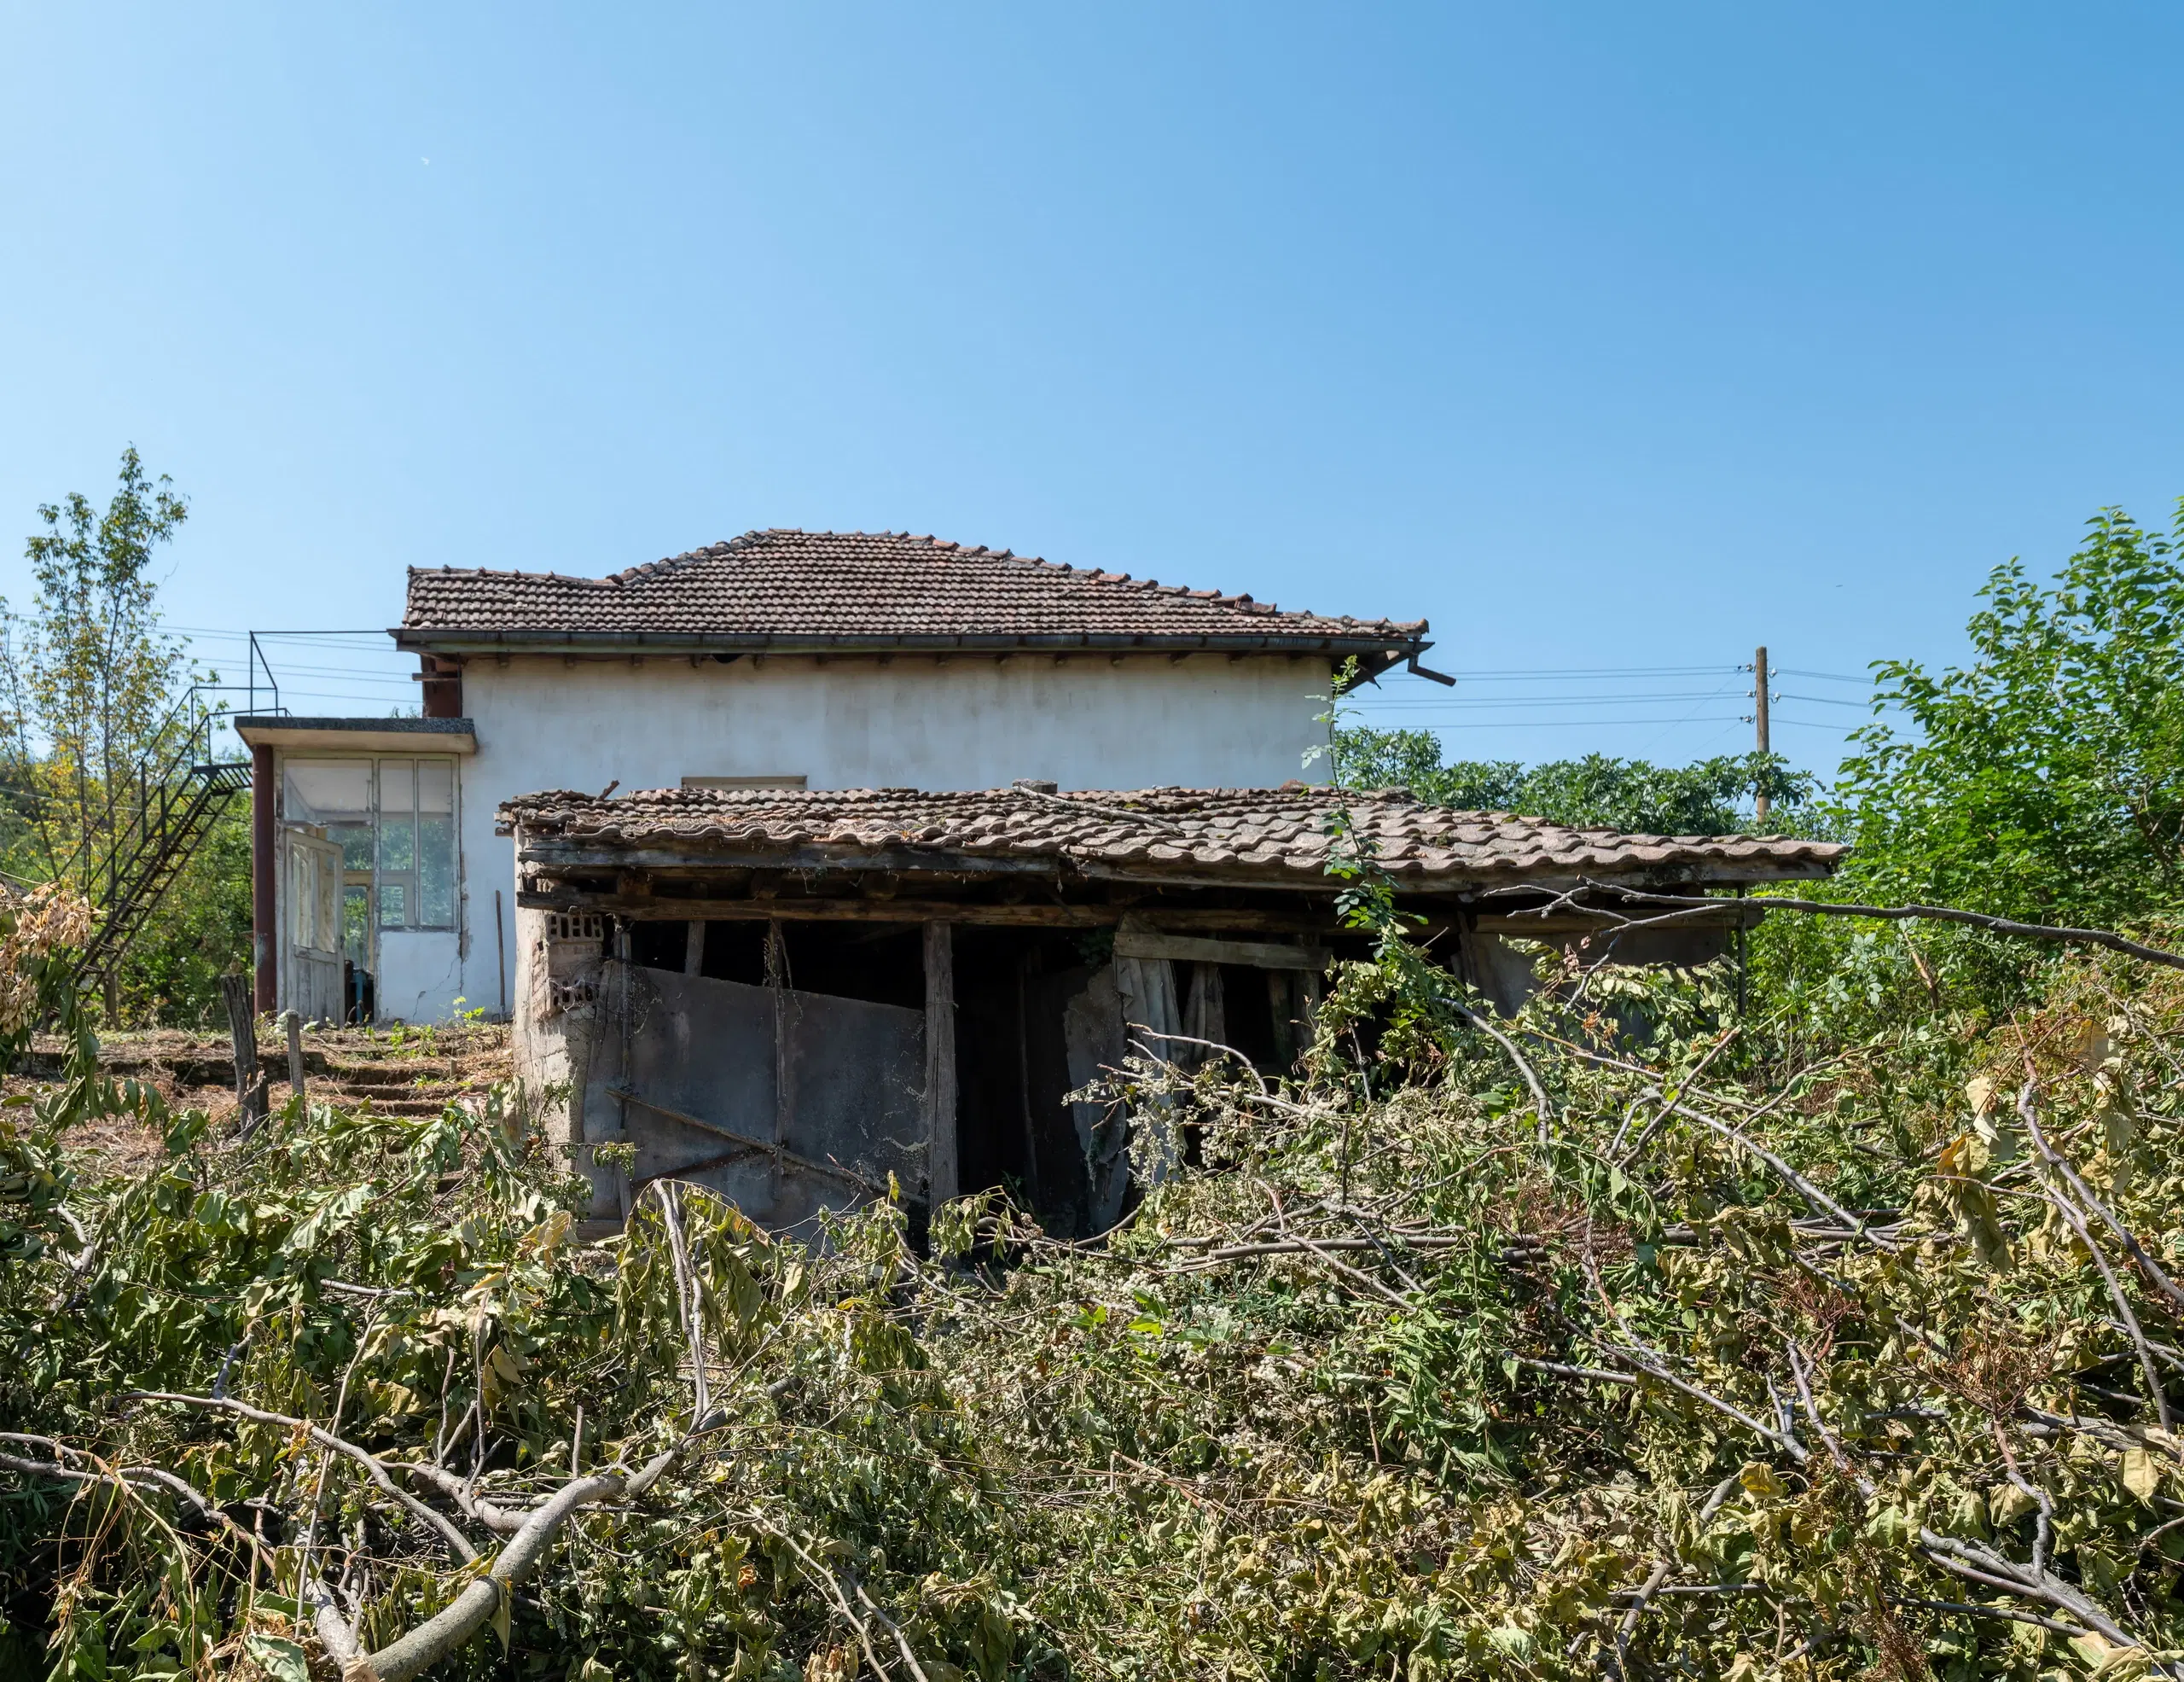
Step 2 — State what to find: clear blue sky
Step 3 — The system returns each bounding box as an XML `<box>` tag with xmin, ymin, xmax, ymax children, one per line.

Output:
<box><xmin>4</xmin><ymin>3</ymin><xmax>2181</xmax><ymax>773</ymax></box>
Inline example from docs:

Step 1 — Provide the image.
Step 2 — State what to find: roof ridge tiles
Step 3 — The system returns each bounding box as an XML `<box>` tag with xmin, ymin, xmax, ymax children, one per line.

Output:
<box><xmin>403</xmin><ymin>527</ymin><xmax>1429</xmax><ymax>644</ymax></box>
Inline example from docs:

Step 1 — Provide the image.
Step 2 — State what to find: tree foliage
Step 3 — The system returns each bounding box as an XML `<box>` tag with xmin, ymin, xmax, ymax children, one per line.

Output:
<box><xmin>0</xmin><ymin>450</ymin><xmax>248</xmax><ymax>1025</ymax></box>
<box><xmin>0</xmin><ymin>447</ymin><xmax>192</xmax><ymax>886</ymax></box>
<box><xmin>1333</xmin><ymin>727</ymin><xmax>1820</xmax><ymax>836</ymax></box>
<box><xmin>1838</xmin><ymin>503</ymin><xmax>2184</xmax><ymax>928</ymax></box>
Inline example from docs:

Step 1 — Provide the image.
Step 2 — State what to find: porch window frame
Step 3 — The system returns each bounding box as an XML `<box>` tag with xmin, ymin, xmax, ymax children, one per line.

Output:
<box><xmin>279</xmin><ymin>754</ymin><xmax>462</xmax><ymax>963</ymax></box>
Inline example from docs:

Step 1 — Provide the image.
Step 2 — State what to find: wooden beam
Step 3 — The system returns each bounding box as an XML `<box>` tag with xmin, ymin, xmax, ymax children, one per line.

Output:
<box><xmin>1113</xmin><ymin>929</ymin><xmax>1330</xmax><ymax>971</ymax></box>
<box><xmin>1073</xmin><ymin>859</ymin><xmax>1838</xmax><ymax>893</ymax></box>
<box><xmin>924</xmin><ymin>922</ymin><xmax>957</xmax><ymax>1208</ymax></box>
<box><xmin>607</xmin><ymin>1087</ymin><xmax>881</xmax><ymax>1196</ymax></box>
<box><xmin>521</xmin><ymin>893</ymin><xmax>1114</xmax><ymax>926</ymax></box>
<box><xmin>517</xmin><ymin>893</ymin><xmax>1368</xmax><ymax>935</ymax></box>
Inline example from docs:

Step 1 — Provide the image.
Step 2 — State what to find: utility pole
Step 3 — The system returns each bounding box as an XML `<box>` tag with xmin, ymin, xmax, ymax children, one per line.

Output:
<box><xmin>1752</xmin><ymin>644</ymin><xmax>1772</xmax><ymax>826</ymax></box>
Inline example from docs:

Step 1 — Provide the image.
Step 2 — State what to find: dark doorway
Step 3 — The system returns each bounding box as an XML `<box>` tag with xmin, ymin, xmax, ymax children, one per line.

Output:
<box><xmin>954</xmin><ymin>928</ymin><xmax>1107</xmax><ymax>1237</ymax></box>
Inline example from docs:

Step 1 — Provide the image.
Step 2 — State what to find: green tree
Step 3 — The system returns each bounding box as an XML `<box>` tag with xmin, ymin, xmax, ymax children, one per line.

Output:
<box><xmin>0</xmin><ymin>447</ymin><xmax>191</xmax><ymax>883</ymax></box>
<box><xmin>1837</xmin><ymin>502</ymin><xmax>2184</xmax><ymax>926</ymax></box>
<box><xmin>1335</xmin><ymin>725</ymin><xmax>1818</xmax><ymax>835</ymax></box>
<box><xmin>0</xmin><ymin>449</ymin><xmax>247</xmax><ymax>1024</ymax></box>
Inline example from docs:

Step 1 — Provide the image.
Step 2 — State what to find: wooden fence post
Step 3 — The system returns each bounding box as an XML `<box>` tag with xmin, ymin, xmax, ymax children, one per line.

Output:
<box><xmin>221</xmin><ymin>973</ymin><xmax>267</xmax><ymax>1132</ymax></box>
<box><xmin>282</xmin><ymin>1009</ymin><xmax>305</xmax><ymax>1102</ymax></box>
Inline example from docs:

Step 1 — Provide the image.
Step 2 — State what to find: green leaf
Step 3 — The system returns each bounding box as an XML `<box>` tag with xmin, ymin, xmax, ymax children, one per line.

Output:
<box><xmin>241</xmin><ymin>1633</ymin><xmax>309</xmax><ymax>1682</ymax></box>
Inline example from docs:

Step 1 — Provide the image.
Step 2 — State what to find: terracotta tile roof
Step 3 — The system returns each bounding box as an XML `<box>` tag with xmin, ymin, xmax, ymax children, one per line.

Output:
<box><xmin>500</xmin><ymin>783</ymin><xmax>1845</xmax><ymax>889</ymax></box>
<box><xmin>400</xmin><ymin>529</ymin><xmax>1427</xmax><ymax>661</ymax></box>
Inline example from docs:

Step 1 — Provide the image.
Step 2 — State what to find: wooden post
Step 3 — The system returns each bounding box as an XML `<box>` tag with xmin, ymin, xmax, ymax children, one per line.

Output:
<box><xmin>1267</xmin><ymin>970</ymin><xmax>1295</xmax><ymax>1068</ymax></box>
<box><xmin>683</xmin><ymin>918</ymin><xmax>706</xmax><ymax>976</ymax></box>
<box><xmin>767</xmin><ymin>921</ymin><xmax>789</xmax><ymax>1169</ymax></box>
<box><xmin>221</xmin><ymin>973</ymin><xmax>266</xmax><ymax>1131</ymax></box>
<box><xmin>281</xmin><ymin>1009</ymin><xmax>305</xmax><ymax>1102</ymax></box>
<box><xmin>924</xmin><ymin>922</ymin><xmax>957</xmax><ymax>1208</ymax></box>
<box><xmin>251</xmin><ymin>742</ymin><xmax>276</xmax><ymax>1015</ymax></box>
<box><xmin>1014</xmin><ymin>950</ymin><xmax>1040</xmax><ymax>1208</ymax></box>
<box><xmin>1752</xmin><ymin>645</ymin><xmax>1772</xmax><ymax>825</ymax></box>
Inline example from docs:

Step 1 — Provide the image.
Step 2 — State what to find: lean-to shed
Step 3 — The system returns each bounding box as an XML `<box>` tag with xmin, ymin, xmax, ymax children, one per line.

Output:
<box><xmin>501</xmin><ymin>783</ymin><xmax>1844</xmax><ymax>1237</ymax></box>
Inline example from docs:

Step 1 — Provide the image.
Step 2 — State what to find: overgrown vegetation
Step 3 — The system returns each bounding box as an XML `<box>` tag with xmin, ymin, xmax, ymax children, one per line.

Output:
<box><xmin>10</xmin><ymin>499</ymin><xmax>2184</xmax><ymax>1679</ymax></box>
<box><xmin>13</xmin><ymin>881</ymin><xmax>2184</xmax><ymax>1678</ymax></box>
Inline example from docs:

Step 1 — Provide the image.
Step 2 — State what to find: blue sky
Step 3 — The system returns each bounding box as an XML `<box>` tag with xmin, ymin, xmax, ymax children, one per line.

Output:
<box><xmin>3</xmin><ymin>3</ymin><xmax>2181</xmax><ymax>772</ymax></box>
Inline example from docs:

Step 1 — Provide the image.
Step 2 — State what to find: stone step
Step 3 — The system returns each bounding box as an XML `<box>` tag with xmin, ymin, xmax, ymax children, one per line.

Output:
<box><xmin>319</xmin><ymin>1061</ymin><xmax>465</xmax><ymax>1085</ymax></box>
<box><xmin>335</xmin><ymin>1095</ymin><xmax>463</xmax><ymax>1116</ymax></box>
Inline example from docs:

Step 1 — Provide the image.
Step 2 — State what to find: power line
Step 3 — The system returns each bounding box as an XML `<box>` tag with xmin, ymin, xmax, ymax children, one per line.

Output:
<box><xmin>1354</xmin><ymin>690</ymin><xmax>1763</xmax><ymax>710</ymax></box>
<box><xmin>1373</xmin><ymin>664</ymin><xmax>1742</xmax><ymax>682</ymax></box>
<box><xmin>1402</xmin><ymin>715</ymin><xmax>1754</xmax><ymax>730</ymax></box>
<box><xmin>255</xmin><ymin>690</ymin><xmax>421</xmax><ymax>707</ymax></box>
<box><xmin>252</xmin><ymin>665</ymin><xmax>414</xmax><ymax>684</ymax></box>
<box><xmin>167</xmin><ymin>625</ymin><xmax>392</xmax><ymax>641</ymax></box>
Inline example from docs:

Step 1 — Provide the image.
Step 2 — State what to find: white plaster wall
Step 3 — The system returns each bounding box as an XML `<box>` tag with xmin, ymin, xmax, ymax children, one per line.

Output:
<box><xmin>439</xmin><ymin>653</ymin><xmax>1333</xmax><ymax>1023</ymax></box>
<box><xmin>377</xmin><ymin>929</ymin><xmax>465</xmax><ymax>1025</ymax></box>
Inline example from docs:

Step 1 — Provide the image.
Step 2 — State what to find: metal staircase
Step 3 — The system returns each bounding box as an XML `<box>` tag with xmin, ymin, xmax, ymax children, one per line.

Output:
<box><xmin>58</xmin><ymin>688</ymin><xmax>256</xmax><ymax>993</ymax></box>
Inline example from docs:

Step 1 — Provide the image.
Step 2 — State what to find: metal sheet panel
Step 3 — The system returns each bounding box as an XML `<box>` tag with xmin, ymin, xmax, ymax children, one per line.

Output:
<box><xmin>780</xmin><ymin>987</ymin><xmax>926</xmax><ymax>1197</ymax></box>
<box><xmin>597</xmin><ymin>960</ymin><xmax>924</xmax><ymax>1233</ymax></box>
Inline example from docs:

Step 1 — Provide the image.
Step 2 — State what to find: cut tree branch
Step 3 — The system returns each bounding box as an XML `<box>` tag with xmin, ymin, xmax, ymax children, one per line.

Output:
<box><xmin>1549</xmin><ymin>880</ymin><xmax>2184</xmax><ymax>972</ymax></box>
<box><xmin>125</xmin><ymin>1390</ymin><xmax>479</xmax><ymax>1563</ymax></box>
<box><xmin>357</xmin><ymin>1444</ymin><xmax>683</xmax><ymax>1682</ymax></box>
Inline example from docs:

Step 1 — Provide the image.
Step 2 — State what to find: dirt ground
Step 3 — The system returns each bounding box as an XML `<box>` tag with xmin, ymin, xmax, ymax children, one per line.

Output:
<box><xmin>16</xmin><ymin>1018</ymin><xmax>515</xmax><ymax>1178</ymax></box>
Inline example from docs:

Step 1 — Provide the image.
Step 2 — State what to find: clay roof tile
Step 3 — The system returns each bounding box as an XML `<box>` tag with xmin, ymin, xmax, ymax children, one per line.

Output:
<box><xmin>402</xmin><ymin>529</ymin><xmax>1426</xmax><ymax>650</ymax></box>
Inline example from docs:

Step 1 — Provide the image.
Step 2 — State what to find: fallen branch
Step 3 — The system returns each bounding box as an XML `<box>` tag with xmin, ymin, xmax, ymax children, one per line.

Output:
<box><xmin>1887</xmin><ymin>1595</ymin><xmax>2093</xmax><ymax>1638</ymax></box>
<box><xmin>1508</xmin><ymin>1354</ymin><xmax>1638</xmax><ymax>1388</ymax></box>
<box><xmin>349</xmin><ymin>1443</ymin><xmax>683</xmax><ymax>1682</ymax></box>
<box><xmin>0</xmin><ymin>1444</ymin><xmax>246</xmax><ymax>1541</ymax></box>
<box><xmin>124</xmin><ymin>1390</ymin><xmax>478</xmax><ymax>1563</ymax></box>
<box><xmin>1554</xmin><ymin>880</ymin><xmax>2184</xmax><ymax>973</ymax></box>
<box><xmin>1608</xmin><ymin>1472</ymin><xmax>1740</xmax><ymax>1682</ymax></box>
<box><xmin>393</xmin><ymin>1461</ymin><xmax>531</xmax><ymax>1536</ymax></box>
<box><xmin>1786</xmin><ymin>1340</ymin><xmax>2177</xmax><ymax>1670</ymax></box>
<box><xmin>2019</xmin><ymin>1081</ymin><xmax>2175</xmax><ymax>1430</ymax></box>
<box><xmin>1445</xmin><ymin>994</ymin><xmax>1556</xmax><ymax>1143</ymax></box>
<box><xmin>2018</xmin><ymin>1085</ymin><xmax>2184</xmax><ymax>1317</ymax></box>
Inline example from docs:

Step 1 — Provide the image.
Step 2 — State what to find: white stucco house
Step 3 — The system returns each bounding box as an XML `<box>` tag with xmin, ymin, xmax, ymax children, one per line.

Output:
<box><xmin>236</xmin><ymin>527</ymin><xmax>1438</xmax><ymax>1024</ymax></box>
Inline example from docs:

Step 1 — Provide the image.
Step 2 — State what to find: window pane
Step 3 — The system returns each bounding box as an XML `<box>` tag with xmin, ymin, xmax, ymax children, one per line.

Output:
<box><xmin>378</xmin><ymin>761</ymin><xmax>415</xmax><ymax>875</ymax></box>
<box><xmin>417</xmin><ymin>760</ymin><xmax>454</xmax><ymax>815</ymax></box>
<box><xmin>288</xmin><ymin>841</ymin><xmax>317</xmax><ymax>949</ymax></box>
<box><xmin>417</xmin><ymin>760</ymin><xmax>456</xmax><ymax>928</ymax></box>
<box><xmin>285</xmin><ymin>761</ymin><xmax>375</xmax><ymax>870</ymax></box>
<box><xmin>335</xmin><ymin>824</ymin><xmax>374</xmax><ymax>872</ymax></box>
<box><xmin>284</xmin><ymin>760</ymin><xmax>372</xmax><ymax>824</ymax></box>
<box><xmin>343</xmin><ymin>888</ymin><xmax>372</xmax><ymax>964</ymax></box>
<box><xmin>379</xmin><ymin>882</ymin><xmax>406</xmax><ymax>927</ymax></box>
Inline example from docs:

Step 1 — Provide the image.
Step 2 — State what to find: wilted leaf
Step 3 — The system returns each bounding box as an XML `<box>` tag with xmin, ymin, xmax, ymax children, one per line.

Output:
<box><xmin>2121</xmin><ymin>1447</ymin><xmax>2162</xmax><ymax>1504</ymax></box>
<box><xmin>1738</xmin><ymin>1462</ymin><xmax>1786</xmax><ymax>1500</ymax></box>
